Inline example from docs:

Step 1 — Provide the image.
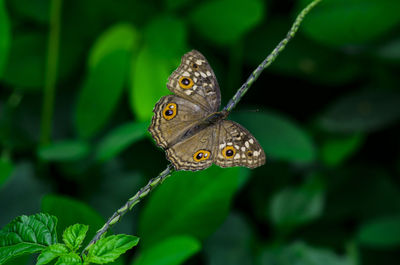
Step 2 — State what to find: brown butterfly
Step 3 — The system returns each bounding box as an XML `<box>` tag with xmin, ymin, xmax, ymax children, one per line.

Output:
<box><xmin>148</xmin><ymin>50</ymin><xmax>266</xmax><ymax>171</ymax></box>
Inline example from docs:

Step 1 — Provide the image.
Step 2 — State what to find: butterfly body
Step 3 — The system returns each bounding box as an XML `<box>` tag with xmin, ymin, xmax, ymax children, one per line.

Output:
<box><xmin>149</xmin><ymin>50</ymin><xmax>266</xmax><ymax>171</ymax></box>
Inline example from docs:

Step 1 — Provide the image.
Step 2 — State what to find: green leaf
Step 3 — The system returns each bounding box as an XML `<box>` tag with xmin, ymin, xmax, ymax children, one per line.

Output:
<box><xmin>269</xmin><ymin>177</ymin><xmax>324</xmax><ymax>230</ymax></box>
<box><xmin>0</xmin><ymin>213</ymin><xmax>58</xmax><ymax>264</ymax></box>
<box><xmin>55</xmin><ymin>253</ymin><xmax>82</xmax><ymax>265</ymax></box>
<box><xmin>41</xmin><ymin>195</ymin><xmax>104</xmax><ymax>247</ymax></box>
<box><xmin>2</xmin><ymin>32</ymin><xmax>46</xmax><ymax>90</ymax></box>
<box><xmin>8</xmin><ymin>0</ymin><xmax>49</xmax><ymax>23</ymax></box>
<box><xmin>232</xmin><ymin>111</ymin><xmax>316</xmax><ymax>163</ymax></box>
<box><xmin>129</xmin><ymin>46</ymin><xmax>172</xmax><ymax>121</ymax></box>
<box><xmin>62</xmin><ymin>224</ymin><xmax>89</xmax><ymax>251</ymax></box>
<box><xmin>144</xmin><ymin>15</ymin><xmax>187</xmax><ymax>60</ymax></box>
<box><xmin>319</xmin><ymin>90</ymin><xmax>400</xmax><ymax>133</ymax></box>
<box><xmin>75</xmin><ymin>49</ymin><xmax>130</xmax><ymax>139</ymax></box>
<box><xmin>259</xmin><ymin>241</ymin><xmax>353</xmax><ymax>265</ymax></box>
<box><xmin>321</xmin><ymin>134</ymin><xmax>364</xmax><ymax>167</ymax></box>
<box><xmin>139</xmin><ymin>166</ymin><xmax>249</xmax><ymax>247</ymax></box>
<box><xmin>190</xmin><ymin>0</ymin><xmax>265</xmax><ymax>44</ymax></box>
<box><xmin>132</xmin><ymin>236</ymin><xmax>200</xmax><ymax>265</ymax></box>
<box><xmin>37</xmin><ymin>244</ymin><xmax>69</xmax><ymax>265</ymax></box>
<box><xmin>357</xmin><ymin>216</ymin><xmax>400</xmax><ymax>248</ymax></box>
<box><xmin>164</xmin><ymin>0</ymin><xmax>192</xmax><ymax>10</ymax></box>
<box><xmin>298</xmin><ymin>0</ymin><xmax>400</xmax><ymax>46</ymax></box>
<box><xmin>0</xmin><ymin>157</ymin><xmax>14</xmax><ymax>187</ymax></box>
<box><xmin>86</xmin><ymin>234</ymin><xmax>139</xmax><ymax>264</ymax></box>
<box><xmin>89</xmin><ymin>23</ymin><xmax>139</xmax><ymax>70</ymax></box>
<box><xmin>375</xmin><ymin>37</ymin><xmax>400</xmax><ymax>63</ymax></box>
<box><xmin>245</xmin><ymin>21</ymin><xmax>362</xmax><ymax>85</ymax></box>
<box><xmin>204</xmin><ymin>214</ymin><xmax>253</xmax><ymax>265</ymax></box>
<box><xmin>95</xmin><ymin>122</ymin><xmax>148</xmax><ymax>162</ymax></box>
<box><xmin>37</xmin><ymin>140</ymin><xmax>90</xmax><ymax>162</ymax></box>
<box><xmin>129</xmin><ymin>16</ymin><xmax>187</xmax><ymax>121</ymax></box>
<box><xmin>0</xmin><ymin>0</ymin><xmax>11</xmax><ymax>78</ymax></box>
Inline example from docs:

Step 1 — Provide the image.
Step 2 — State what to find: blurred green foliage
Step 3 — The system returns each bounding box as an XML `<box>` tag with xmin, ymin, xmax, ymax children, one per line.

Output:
<box><xmin>1</xmin><ymin>0</ymin><xmax>400</xmax><ymax>264</ymax></box>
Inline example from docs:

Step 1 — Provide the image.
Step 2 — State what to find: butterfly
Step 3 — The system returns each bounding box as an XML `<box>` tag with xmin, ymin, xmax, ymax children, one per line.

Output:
<box><xmin>148</xmin><ymin>50</ymin><xmax>266</xmax><ymax>171</ymax></box>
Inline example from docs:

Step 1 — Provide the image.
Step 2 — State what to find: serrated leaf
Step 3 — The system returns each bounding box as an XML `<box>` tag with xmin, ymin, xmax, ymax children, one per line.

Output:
<box><xmin>319</xmin><ymin>90</ymin><xmax>400</xmax><ymax>133</ymax></box>
<box><xmin>89</xmin><ymin>23</ymin><xmax>139</xmax><ymax>70</ymax></box>
<box><xmin>41</xmin><ymin>195</ymin><xmax>104</xmax><ymax>248</ymax></box>
<box><xmin>55</xmin><ymin>253</ymin><xmax>82</xmax><ymax>265</ymax></box>
<box><xmin>190</xmin><ymin>0</ymin><xmax>264</xmax><ymax>44</ymax></box>
<box><xmin>132</xmin><ymin>236</ymin><xmax>200</xmax><ymax>265</ymax></box>
<box><xmin>0</xmin><ymin>0</ymin><xmax>11</xmax><ymax>78</ymax></box>
<box><xmin>139</xmin><ymin>166</ymin><xmax>249</xmax><ymax>247</ymax></box>
<box><xmin>37</xmin><ymin>140</ymin><xmax>90</xmax><ymax>162</ymax></box>
<box><xmin>63</xmin><ymin>224</ymin><xmax>88</xmax><ymax>251</ymax></box>
<box><xmin>298</xmin><ymin>0</ymin><xmax>400</xmax><ymax>46</ymax></box>
<box><xmin>270</xmin><ymin>178</ymin><xmax>324</xmax><ymax>230</ymax></box>
<box><xmin>75</xmin><ymin>50</ymin><xmax>130</xmax><ymax>139</ymax></box>
<box><xmin>0</xmin><ymin>157</ymin><xmax>14</xmax><ymax>187</ymax></box>
<box><xmin>0</xmin><ymin>213</ymin><xmax>58</xmax><ymax>264</ymax></box>
<box><xmin>357</xmin><ymin>216</ymin><xmax>400</xmax><ymax>248</ymax></box>
<box><xmin>37</xmin><ymin>243</ymin><xmax>69</xmax><ymax>265</ymax></box>
<box><xmin>232</xmin><ymin>111</ymin><xmax>315</xmax><ymax>163</ymax></box>
<box><xmin>95</xmin><ymin>122</ymin><xmax>148</xmax><ymax>162</ymax></box>
<box><xmin>86</xmin><ymin>234</ymin><xmax>139</xmax><ymax>264</ymax></box>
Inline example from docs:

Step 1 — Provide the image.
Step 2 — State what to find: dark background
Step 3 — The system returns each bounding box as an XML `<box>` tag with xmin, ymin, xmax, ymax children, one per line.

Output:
<box><xmin>1</xmin><ymin>0</ymin><xmax>400</xmax><ymax>264</ymax></box>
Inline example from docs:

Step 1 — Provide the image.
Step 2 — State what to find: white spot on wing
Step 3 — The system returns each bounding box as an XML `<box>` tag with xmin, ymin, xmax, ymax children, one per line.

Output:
<box><xmin>219</xmin><ymin>144</ymin><xmax>226</xmax><ymax>149</ymax></box>
<box><xmin>200</xmin><ymin>72</ymin><xmax>207</xmax><ymax>78</ymax></box>
<box><xmin>249</xmin><ymin>139</ymin><xmax>254</xmax><ymax>144</ymax></box>
<box><xmin>183</xmin><ymin>71</ymin><xmax>190</xmax><ymax>76</ymax></box>
<box><xmin>245</xmin><ymin>141</ymin><xmax>250</xmax><ymax>148</ymax></box>
<box><xmin>241</xmin><ymin>147</ymin><xmax>246</xmax><ymax>151</ymax></box>
<box><xmin>196</xmin><ymin>59</ymin><xmax>203</xmax><ymax>65</ymax></box>
<box><xmin>206</xmin><ymin>71</ymin><xmax>211</xmax><ymax>76</ymax></box>
<box><xmin>194</xmin><ymin>72</ymin><xmax>200</xmax><ymax>77</ymax></box>
<box><xmin>234</xmin><ymin>154</ymin><xmax>240</xmax><ymax>159</ymax></box>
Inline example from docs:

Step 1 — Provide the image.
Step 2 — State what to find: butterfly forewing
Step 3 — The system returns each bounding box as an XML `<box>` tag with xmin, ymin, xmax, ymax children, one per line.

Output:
<box><xmin>149</xmin><ymin>95</ymin><xmax>208</xmax><ymax>149</ymax></box>
<box><xmin>167</xmin><ymin>50</ymin><xmax>221</xmax><ymax>112</ymax></box>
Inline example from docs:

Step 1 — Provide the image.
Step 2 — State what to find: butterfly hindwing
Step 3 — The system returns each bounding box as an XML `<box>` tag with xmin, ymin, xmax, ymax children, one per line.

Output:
<box><xmin>167</xmin><ymin>50</ymin><xmax>221</xmax><ymax>112</ymax></box>
<box><xmin>166</xmin><ymin>124</ymin><xmax>217</xmax><ymax>171</ymax></box>
<box><xmin>214</xmin><ymin>120</ymin><xmax>266</xmax><ymax>169</ymax></box>
<box><xmin>148</xmin><ymin>95</ymin><xmax>208</xmax><ymax>149</ymax></box>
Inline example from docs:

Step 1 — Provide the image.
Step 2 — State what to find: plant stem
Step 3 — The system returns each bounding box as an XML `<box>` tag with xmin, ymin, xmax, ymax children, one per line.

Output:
<box><xmin>82</xmin><ymin>164</ymin><xmax>175</xmax><ymax>255</ymax></box>
<box><xmin>223</xmin><ymin>0</ymin><xmax>322</xmax><ymax>113</ymax></box>
<box><xmin>81</xmin><ymin>0</ymin><xmax>322</xmax><ymax>255</ymax></box>
<box><xmin>40</xmin><ymin>0</ymin><xmax>63</xmax><ymax>145</ymax></box>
